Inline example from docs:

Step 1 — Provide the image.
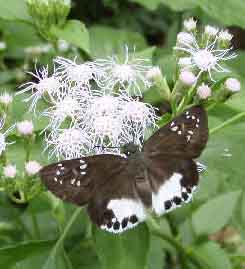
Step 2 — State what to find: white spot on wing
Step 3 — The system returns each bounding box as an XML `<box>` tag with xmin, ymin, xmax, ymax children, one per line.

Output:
<box><xmin>80</xmin><ymin>164</ymin><xmax>87</xmax><ymax>169</ymax></box>
<box><xmin>152</xmin><ymin>173</ymin><xmax>183</xmax><ymax>216</ymax></box>
<box><xmin>171</xmin><ymin>126</ymin><xmax>178</xmax><ymax>132</ymax></box>
<box><xmin>105</xmin><ymin>198</ymin><xmax>147</xmax><ymax>234</ymax></box>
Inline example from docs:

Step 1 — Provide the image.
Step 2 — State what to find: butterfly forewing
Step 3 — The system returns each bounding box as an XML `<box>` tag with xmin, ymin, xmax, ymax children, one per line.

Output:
<box><xmin>143</xmin><ymin>106</ymin><xmax>208</xmax><ymax>159</ymax></box>
<box><xmin>39</xmin><ymin>155</ymin><xmax>127</xmax><ymax>205</ymax></box>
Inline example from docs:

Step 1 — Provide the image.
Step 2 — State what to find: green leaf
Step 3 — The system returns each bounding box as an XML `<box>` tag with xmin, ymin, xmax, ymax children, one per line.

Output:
<box><xmin>0</xmin><ymin>240</ymin><xmax>54</xmax><ymax>267</ymax></box>
<box><xmin>128</xmin><ymin>0</ymin><xmax>197</xmax><ymax>11</ymax></box>
<box><xmin>1</xmin><ymin>20</ymin><xmax>42</xmax><ymax>59</ymax></box>
<box><xmin>89</xmin><ymin>25</ymin><xmax>147</xmax><ymax>58</ymax></box>
<box><xmin>0</xmin><ymin>0</ymin><xmax>31</xmax><ymax>21</ymax></box>
<box><xmin>199</xmin><ymin>0</ymin><xmax>245</xmax><ymax>29</ymax></box>
<box><xmin>202</xmin><ymin>116</ymin><xmax>245</xmax><ymax>190</ymax></box>
<box><xmin>192</xmin><ymin>191</ymin><xmax>241</xmax><ymax>236</ymax></box>
<box><xmin>195</xmin><ymin>241</ymin><xmax>232</xmax><ymax>269</ymax></box>
<box><xmin>42</xmin><ymin>208</ymin><xmax>82</xmax><ymax>269</ymax></box>
<box><xmin>52</xmin><ymin>20</ymin><xmax>90</xmax><ymax>55</ymax></box>
<box><xmin>148</xmin><ymin>236</ymin><xmax>165</xmax><ymax>269</ymax></box>
<box><xmin>93</xmin><ymin>224</ymin><xmax>150</xmax><ymax>269</ymax></box>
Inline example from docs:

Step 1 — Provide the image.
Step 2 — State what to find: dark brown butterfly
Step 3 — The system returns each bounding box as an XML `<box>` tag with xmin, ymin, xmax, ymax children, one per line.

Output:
<box><xmin>40</xmin><ymin>105</ymin><xmax>208</xmax><ymax>234</ymax></box>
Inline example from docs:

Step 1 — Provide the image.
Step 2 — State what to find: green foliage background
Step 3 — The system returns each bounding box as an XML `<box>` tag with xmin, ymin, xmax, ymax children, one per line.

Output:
<box><xmin>0</xmin><ymin>0</ymin><xmax>245</xmax><ymax>268</ymax></box>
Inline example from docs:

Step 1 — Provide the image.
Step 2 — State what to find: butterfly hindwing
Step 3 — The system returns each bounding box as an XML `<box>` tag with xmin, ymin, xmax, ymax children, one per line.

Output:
<box><xmin>143</xmin><ymin>105</ymin><xmax>208</xmax><ymax>159</ymax></box>
<box><xmin>39</xmin><ymin>154</ymin><xmax>127</xmax><ymax>206</ymax></box>
<box><xmin>145</xmin><ymin>155</ymin><xmax>199</xmax><ymax>216</ymax></box>
<box><xmin>87</xmin><ymin>161</ymin><xmax>148</xmax><ymax>234</ymax></box>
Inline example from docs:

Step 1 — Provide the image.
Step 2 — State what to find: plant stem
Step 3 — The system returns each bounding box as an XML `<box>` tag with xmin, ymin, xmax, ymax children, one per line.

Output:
<box><xmin>16</xmin><ymin>217</ymin><xmax>33</xmax><ymax>240</ymax></box>
<box><xmin>210</xmin><ymin>111</ymin><xmax>245</xmax><ymax>135</ymax></box>
<box><xmin>45</xmin><ymin>207</ymin><xmax>82</xmax><ymax>262</ymax></box>
<box><xmin>31</xmin><ymin>211</ymin><xmax>41</xmax><ymax>239</ymax></box>
<box><xmin>147</xmin><ymin>217</ymin><xmax>210</xmax><ymax>269</ymax></box>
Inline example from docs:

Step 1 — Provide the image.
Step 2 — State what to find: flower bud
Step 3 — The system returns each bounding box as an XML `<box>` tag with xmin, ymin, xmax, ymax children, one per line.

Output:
<box><xmin>179</xmin><ymin>71</ymin><xmax>197</xmax><ymax>86</ymax></box>
<box><xmin>17</xmin><ymin>120</ymin><xmax>34</xmax><ymax>136</ymax></box>
<box><xmin>177</xmin><ymin>32</ymin><xmax>195</xmax><ymax>45</ymax></box>
<box><xmin>3</xmin><ymin>164</ymin><xmax>17</xmax><ymax>178</ymax></box>
<box><xmin>0</xmin><ymin>92</ymin><xmax>13</xmax><ymax>107</ymax></box>
<box><xmin>26</xmin><ymin>0</ymin><xmax>71</xmax><ymax>36</ymax></box>
<box><xmin>183</xmin><ymin>18</ymin><xmax>197</xmax><ymax>32</ymax></box>
<box><xmin>217</xmin><ymin>30</ymin><xmax>233</xmax><ymax>49</ymax></box>
<box><xmin>204</xmin><ymin>25</ymin><xmax>219</xmax><ymax>37</ymax></box>
<box><xmin>218</xmin><ymin>30</ymin><xmax>233</xmax><ymax>42</ymax></box>
<box><xmin>25</xmin><ymin>161</ymin><xmax>42</xmax><ymax>176</ymax></box>
<box><xmin>225</xmin><ymin>78</ymin><xmax>241</xmax><ymax>93</ymax></box>
<box><xmin>197</xmin><ymin>83</ymin><xmax>212</xmax><ymax>99</ymax></box>
<box><xmin>0</xmin><ymin>41</ymin><xmax>6</xmax><ymax>51</ymax></box>
<box><xmin>146</xmin><ymin>67</ymin><xmax>162</xmax><ymax>82</ymax></box>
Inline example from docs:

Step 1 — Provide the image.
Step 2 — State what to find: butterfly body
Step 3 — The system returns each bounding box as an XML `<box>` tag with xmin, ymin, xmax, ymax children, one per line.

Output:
<box><xmin>40</xmin><ymin>106</ymin><xmax>208</xmax><ymax>234</ymax></box>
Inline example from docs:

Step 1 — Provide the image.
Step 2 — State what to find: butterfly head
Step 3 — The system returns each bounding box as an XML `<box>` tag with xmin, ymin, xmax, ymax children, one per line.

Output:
<box><xmin>121</xmin><ymin>143</ymin><xmax>140</xmax><ymax>157</ymax></box>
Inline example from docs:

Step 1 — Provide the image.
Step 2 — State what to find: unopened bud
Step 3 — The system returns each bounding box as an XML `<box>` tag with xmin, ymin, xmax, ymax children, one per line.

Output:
<box><xmin>197</xmin><ymin>83</ymin><xmax>212</xmax><ymax>99</ymax></box>
<box><xmin>179</xmin><ymin>71</ymin><xmax>197</xmax><ymax>86</ymax></box>
<box><xmin>225</xmin><ymin>78</ymin><xmax>240</xmax><ymax>93</ymax></box>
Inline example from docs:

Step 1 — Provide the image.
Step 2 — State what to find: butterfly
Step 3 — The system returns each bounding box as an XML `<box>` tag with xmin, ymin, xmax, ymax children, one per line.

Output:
<box><xmin>39</xmin><ymin>105</ymin><xmax>208</xmax><ymax>234</ymax></box>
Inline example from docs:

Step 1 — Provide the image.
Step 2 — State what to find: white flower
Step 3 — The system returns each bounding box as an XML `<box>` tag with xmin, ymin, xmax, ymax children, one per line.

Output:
<box><xmin>93</xmin><ymin>115</ymin><xmax>122</xmax><ymax>140</ymax></box>
<box><xmin>17</xmin><ymin>66</ymin><xmax>61</xmax><ymax>112</ymax></box>
<box><xmin>88</xmin><ymin>94</ymin><xmax>124</xmax><ymax>153</ymax></box>
<box><xmin>95</xmin><ymin>46</ymin><xmax>152</xmax><ymax>96</ymax></box>
<box><xmin>89</xmin><ymin>95</ymin><xmax>122</xmax><ymax>117</ymax></box>
<box><xmin>179</xmin><ymin>71</ymin><xmax>197</xmax><ymax>86</ymax></box>
<box><xmin>0</xmin><ymin>41</ymin><xmax>6</xmax><ymax>51</ymax></box>
<box><xmin>25</xmin><ymin>161</ymin><xmax>42</xmax><ymax>176</ymax></box>
<box><xmin>54</xmin><ymin>57</ymin><xmax>102</xmax><ymax>87</ymax></box>
<box><xmin>175</xmin><ymin>34</ymin><xmax>236</xmax><ymax>81</ymax></box>
<box><xmin>197</xmin><ymin>83</ymin><xmax>212</xmax><ymax>99</ymax></box>
<box><xmin>183</xmin><ymin>18</ymin><xmax>197</xmax><ymax>31</ymax></box>
<box><xmin>0</xmin><ymin>92</ymin><xmax>13</xmax><ymax>106</ymax></box>
<box><xmin>205</xmin><ymin>25</ymin><xmax>219</xmax><ymax>36</ymax></box>
<box><xmin>225</xmin><ymin>78</ymin><xmax>241</xmax><ymax>93</ymax></box>
<box><xmin>122</xmin><ymin>97</ymin><xmax>158</xmax><ymax>127</ymax></box>
<box><xmin>146</xmin><ymin>67</ymin><xmax>162</xmax><ymax>81</ymax></box>
<box><xmin>42</xmin><ymin>90</ymin><xmax>88</xmax><ymax>129</ymax></box>
<box><xmin>57</xmin><ymin>39</ymin><xmax>70</xmax><ymax>52</ymax></box>
<box><xmin>177</xmin><ymin>32</ymin><xmax>195</xmax><ymax>45</ymax></box>
<box><xmin>0</xmin><ymin>117</ymin><xmax>15</xmax><ymax>155</ymax></box>
<box><xmin>120</xmin><ymin>95</ymin><xmax>158</xmax><ymax>149</ymax></box>
<box><xmin>45</xmin><ymin>126</ymin><xmax>91</xmax><ymax>159</ymax></box>
<box><xmin>3</xmin><ymin>164</ymin><xmax>17</xmax><ymax>178</ymax></box>
<box><xmin>17</xmin><ymin>120</ymin><xmax>34</xmax><ymax>136</ymax></box>
<box><xmin>218</xmin><ymin>30</ymin><xmax>233</xmax><ymax>42</ymax></box>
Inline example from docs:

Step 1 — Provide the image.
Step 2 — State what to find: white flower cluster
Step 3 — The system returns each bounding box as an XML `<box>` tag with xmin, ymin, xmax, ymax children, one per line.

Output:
<box><xmin>176</xmin><ymin>19</ymin><xmax>236</xmax><ymax>82</ymax></box>
<box><xmin>19</xmin><ymin>48</ymin><xmax>158</xmax><ymax>160</ymax></box>
<box><xmin>175</xmin><ymin>18</ymin><xmax>240</xmax><ymax>100</ymax></box>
